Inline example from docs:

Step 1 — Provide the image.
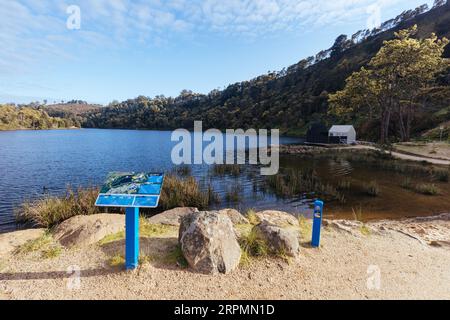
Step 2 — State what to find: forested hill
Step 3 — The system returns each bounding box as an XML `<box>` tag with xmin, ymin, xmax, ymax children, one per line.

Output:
<box><xmin>83</xmin><ymin>1</ymin><xmax>450</xmax><ymax>138</ymax></box>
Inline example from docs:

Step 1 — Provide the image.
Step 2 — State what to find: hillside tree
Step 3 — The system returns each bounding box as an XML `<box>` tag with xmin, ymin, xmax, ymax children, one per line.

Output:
<box><xmin>329</xmin><ymin>25</ymin><xmax>449</xmax><ymax>143</ymax></box>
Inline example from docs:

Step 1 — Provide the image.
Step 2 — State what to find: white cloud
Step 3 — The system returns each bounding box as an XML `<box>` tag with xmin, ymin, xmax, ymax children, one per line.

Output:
<box><xmin>0</xmin><ymin>0</ymin><xmax>431</xmax><ymax>76</ymax></box>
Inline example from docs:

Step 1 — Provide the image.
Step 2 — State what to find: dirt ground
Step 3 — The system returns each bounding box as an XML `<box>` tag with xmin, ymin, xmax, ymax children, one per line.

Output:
<box><xmin>1</xmin><ymin>218</ymin><xmax>449</xmax><ymax>300</ymax></box>
<box><xmin>394</xmin><ymin>142</ymin><xmax>450</xmax><ymax>161</ymax></box>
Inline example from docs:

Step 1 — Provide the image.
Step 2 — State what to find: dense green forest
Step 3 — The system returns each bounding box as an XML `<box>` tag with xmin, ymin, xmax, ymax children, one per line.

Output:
<box><xmin>0</xmin><ymin>105</ymin><xmax>79</xmax><ymax>130</ymax></box>
<box><xmin>81</xmin><ymin>1</ymin><xmax>450</xmax><ymax>141</ymax></box>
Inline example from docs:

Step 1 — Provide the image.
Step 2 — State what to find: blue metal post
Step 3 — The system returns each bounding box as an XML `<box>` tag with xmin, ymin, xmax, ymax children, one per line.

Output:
<box><xmin>125</xmin><ymin>207</ymin><xmax>139</xmax><ymax>270</ymax></box>
<box><xmin>311</xmin><ymin>200</ymin><xmax>324</xmax><ymax>248</ymax></box>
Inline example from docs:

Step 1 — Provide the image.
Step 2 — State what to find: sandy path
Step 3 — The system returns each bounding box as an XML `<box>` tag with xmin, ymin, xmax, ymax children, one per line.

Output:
<box><xmin>345</xmin><ymin>145</ymin><xmax>450</xmax><ymax>165</ymax></box>
<box><xmin>1</xmin><ymin>223</ymin><xmax>449</xmax><ymax>300</ymax></box>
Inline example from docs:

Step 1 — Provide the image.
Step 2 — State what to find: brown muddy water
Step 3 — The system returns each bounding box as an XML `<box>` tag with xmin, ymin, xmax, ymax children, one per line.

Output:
<box><xmin>279</xmin><ymin>156</ymin><xmax>450</xmax><ymax>221</ymax></box>
<box><xmin>205</xmin><ymin>154</ymin><xmax>450</xmax><ymax>222</ymax></box>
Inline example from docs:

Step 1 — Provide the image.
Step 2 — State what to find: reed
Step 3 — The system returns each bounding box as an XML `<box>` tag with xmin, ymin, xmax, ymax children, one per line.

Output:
<box><xmin>16</xmin><ymin>187</ymin><xmax>101</xmax><ymax>228</ymax></box>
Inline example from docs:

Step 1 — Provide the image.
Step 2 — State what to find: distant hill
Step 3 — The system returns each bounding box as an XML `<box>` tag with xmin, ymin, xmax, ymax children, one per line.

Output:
<box><xmin>44</xmin><ymin>102</ymin><xmax>101</xmax><ymax>117</ymax></box>
<box><xmin>0</xmin><ymin>105</ymin><xmax>79</xmax><ymax>130</ymax></box>
<box><xmin>83</xmin><ymin>1</ymin><xmax>450</xmax><ymax>140</ymax></box>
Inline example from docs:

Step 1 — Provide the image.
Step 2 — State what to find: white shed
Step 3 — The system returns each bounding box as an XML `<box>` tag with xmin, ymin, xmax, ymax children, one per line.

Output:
<box><xmin>329</xmin><ymin>125</ymin><xmax>357</xmax><ymax>144</ymax></box>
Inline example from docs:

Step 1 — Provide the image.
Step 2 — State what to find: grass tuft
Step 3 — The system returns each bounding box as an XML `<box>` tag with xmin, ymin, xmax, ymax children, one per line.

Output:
<box><xmin>159</xmin><ymin>175</ymin><xmax>214</xmax><ymax>211</ymax></box>
<box><xmin>16</xmin><ymin>187</ymin><xmax>101</xmax><ymax>228</ymax></box>
<box><xmin>246</xmin><ymin>209</ymin><xmax>260</xmax><ymax>225</ymax></box>
<box><xmin>98</xmin><ymin>231</ymin><xmax>125</xmax><ymax>246</ymax></box>
<box><xmin>15</xmin><ymin>232</ymin><xmax>62</xmax><ymax>259</ymax></box>
<box><xmin>298</xmin><ymin>216</ymin><xmax>312</xmax><ymax>240</ymax></box>
<box><xmin>414</xmin><ymin>183</ymin><xmax>441</xmax><ymax>196</ymax></box>
<box><xmin>163</xmin><ymin>245</ymin><xmax>188</xmax><ymax>268</ymax></box>
<box><xmin>109</xmin><ymin>254</ymin><xmax>125</xmax><ymax>268</ymax></box>
<box><xmin>239</xmin><ymin>228</ymin><xmax>268</xmax><ymax>259</ymax></box>
<box><xmin>364</xmin><ymin>181</ymin><xmax>380</xmax><ymax>197</ymax></box>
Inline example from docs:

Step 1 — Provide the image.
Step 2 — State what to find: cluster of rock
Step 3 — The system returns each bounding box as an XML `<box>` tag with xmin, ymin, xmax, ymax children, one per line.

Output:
<box><xmin>0</xmin><ymin>207</ymin><xmax>302</xmax><ymax>275</ymax></box>
<box><xmin>176</xmin><ymin>209</ymin><xmax>301</xmax><ymax>274</ymax></box>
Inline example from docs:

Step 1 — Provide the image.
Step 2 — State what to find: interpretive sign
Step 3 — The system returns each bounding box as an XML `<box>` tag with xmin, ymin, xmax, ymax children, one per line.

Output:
<box><xmin>95</xmin><ymin>172</ymin><xmax>164</xmax><ymax>208</ymax></box>
<box><xmin>95</xmin><ymin>172</ymin><xmax>165</xmax><ymax>270</ymax></box>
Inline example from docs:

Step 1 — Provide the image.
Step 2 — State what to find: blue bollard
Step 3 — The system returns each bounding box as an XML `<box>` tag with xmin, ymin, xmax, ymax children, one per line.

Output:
<box><xmin>125</xmin><ymin>207</ymin><xmax>139</xmax><ymax>270</ymax></box>
<box><xmin>311</xmin><ymin>200</ymin><xmax>324</xmax><ymax>248</ymax></box>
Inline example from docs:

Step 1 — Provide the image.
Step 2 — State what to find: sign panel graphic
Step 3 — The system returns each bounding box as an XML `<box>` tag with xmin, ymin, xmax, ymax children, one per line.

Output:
<box><xmin>95</xmin><ymin>172</ymin><xmax>164</xmax><ymax>208</ymax></box>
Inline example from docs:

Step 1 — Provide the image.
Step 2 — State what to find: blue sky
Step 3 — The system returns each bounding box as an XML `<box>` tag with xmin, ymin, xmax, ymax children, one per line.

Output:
<box><xmin>0</xmin><ymin>0</ymin><xmax>434</xmax><ymax>105</ymax></box>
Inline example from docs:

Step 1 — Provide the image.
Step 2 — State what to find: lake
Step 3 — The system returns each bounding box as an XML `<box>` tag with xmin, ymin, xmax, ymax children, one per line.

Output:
<box><xmin>1</xmin><ymin>129</ymin><xmax>449</xmax><ymax>233</ymax></box>
<box><xmin>0</xmin><ymin>129</ymin><xmax>301</xmax><ymax>232</ymax></box>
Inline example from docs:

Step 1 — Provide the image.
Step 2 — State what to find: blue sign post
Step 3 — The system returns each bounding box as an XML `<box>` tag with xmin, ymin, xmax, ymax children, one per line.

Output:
<box><xmin>95</xmin><ymin>172</ymin><xmax>164</xmax><ymax>270</ymax></box>
<box><xmin>125</xmin><ymin>207</ymin><xmax>140</xmax><ymax>270</ymax></box>
<box><xmin>311</xmin><ymin>200</ymin><xmax>324</xmax><ymax>248</ymax></box>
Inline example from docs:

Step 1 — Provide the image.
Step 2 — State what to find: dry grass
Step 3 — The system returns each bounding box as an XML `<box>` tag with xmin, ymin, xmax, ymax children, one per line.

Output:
<box><xmin>14</xmin><ymin>232</ymin><xmax>62</xmax><ymax>260</ymax></box>
<box><xmin>246</xmin><ymin>209</ymin><xmax>260</xmax><ymax>225</ymax></box>
<box><xmin>16</xmin><ymin>187</ymin><xmax>101</xmax><ymax>228</ymax></box>
<box><xmin>159</xmin><ymin>175</ymin><xmax>212</xmax><ymax>211</ymax></box>
<box><xmin>298</xmin><ymin>216</ymin><xmax>312</xmax><ymax>240</ymax></box>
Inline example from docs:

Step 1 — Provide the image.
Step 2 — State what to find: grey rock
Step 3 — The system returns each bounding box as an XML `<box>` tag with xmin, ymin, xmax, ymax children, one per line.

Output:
<box><xmin>148</xmin><ymin>207</ymin><xmax>199</xmax><ymax>226</ymax></box>
<box><xmin>179</xmin><ymin>211</ymin><xmax>241</xmax><ymax>274</ymax></box>
<box><xmin>255</xmin><ymin>210</ymin><xmax>299</xmax><ymax>227</ymax></box>
<box><xmin>218</xmin><ymin>208</ymin><xmax>249</xmax><ymax>225</ymax></box>
<box><xmin>256</xmin><ymin>221</ymin><xmax>300</xmax><ymax>257</ymax></box>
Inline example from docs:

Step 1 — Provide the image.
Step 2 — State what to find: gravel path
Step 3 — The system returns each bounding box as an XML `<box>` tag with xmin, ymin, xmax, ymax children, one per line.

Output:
<box><xmin>346</xmin><ymin>145</ymin><xmax>450</xmax><ymax>165</ymax></box>
<box><xmin>1</xmin><ymin>220</ymin><xmax>449</xmax><ymax>300</ymax></box>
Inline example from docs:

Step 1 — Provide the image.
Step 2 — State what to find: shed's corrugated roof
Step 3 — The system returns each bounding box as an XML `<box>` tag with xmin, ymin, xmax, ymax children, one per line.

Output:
<box><xmin>329</xmin><ymin>125</ymin><xmax>355</xmax><ymax>133</ymax></box>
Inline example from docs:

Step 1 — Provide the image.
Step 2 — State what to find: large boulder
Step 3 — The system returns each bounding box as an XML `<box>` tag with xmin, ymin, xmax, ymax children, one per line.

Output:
<box><xmin>218</xmin><ymin>209</ymin><xmax>249</xmax><ymax>225</ymax></box>
<box><xmin>179</xmin><ymin>211</ymin><xmax>241</xmax><ymax>274</ymax></box>
<box><xmin>53</xmin><ymin>214</ymin><xmax>124</xmax><ymax>248</ymax></box>
<box><xmin>255</xmin><ymin>210</ymin><xmax>299</xmax><ymax>227</ymax></box>
<box><xmin>0</xmin><ymin>228</ymin><xmax>46</xmax><ymax>257</ymax></box>
<box><xmin>256</xmin><ymin>221</ymin><xmax>300</xmax><ymax>258</ymax></box>
<box><xmin>148</xmin><ymin>207</ymin><xmax>199</xmax><ymax>226</ymax></box>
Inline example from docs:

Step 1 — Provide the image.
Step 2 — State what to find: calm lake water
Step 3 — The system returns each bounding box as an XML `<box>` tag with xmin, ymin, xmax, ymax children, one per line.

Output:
<box><xmin>1</xmin><ymin>129</ymin><xmax>449</xmax><ymax>233</ymax></box>
<box><xmin>0</xmin><ymin>129</ymin><xmax>301</xmax><ymax>232</ymax></box>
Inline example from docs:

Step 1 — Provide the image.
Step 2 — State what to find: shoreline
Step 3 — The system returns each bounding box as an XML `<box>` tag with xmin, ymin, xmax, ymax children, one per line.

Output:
<box><xmin>1</xmin><ymin>211</ymin><xmax>449</xmax><ymax>300</ymax></box>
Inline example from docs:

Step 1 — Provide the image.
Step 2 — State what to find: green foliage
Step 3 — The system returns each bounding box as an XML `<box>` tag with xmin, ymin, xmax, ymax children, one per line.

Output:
<box><xmin>329</xmin><ymin>25</ymin><xmax>449</xmax><ymax>143</ymax></box>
